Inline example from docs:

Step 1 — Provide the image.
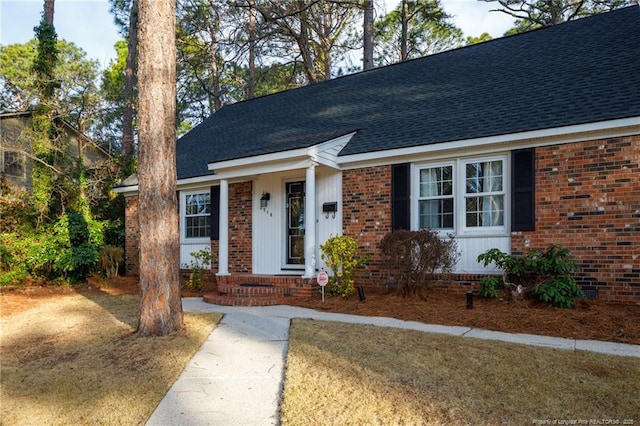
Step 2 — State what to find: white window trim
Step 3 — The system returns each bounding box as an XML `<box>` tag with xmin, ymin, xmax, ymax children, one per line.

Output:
<box><xmin>412</xmin><ymin>154</ymin><xmax>510</xmax><ymax>237</ymax></box>
<box><xmin>180</xmin><ymin>189</ymin><xmax>212</xmax><ymax>244</ymax></box>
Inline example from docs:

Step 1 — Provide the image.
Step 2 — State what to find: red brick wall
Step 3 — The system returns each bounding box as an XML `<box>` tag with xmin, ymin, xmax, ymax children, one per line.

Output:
<box><xmin>512</xmin><ymin>135</ymin><xmax>640</xmax><ymax>302</ymax></box>
<box><xmin>342</xmin><ymin>166</ymin><xmax>393</xmax><ymax>286</ymax></box>
<box><xmin>228</xmin><ymin>181</ymin><xmax>253</xmax><ymax>274</ymax></box>
<box><xmin>124</xmin><ymin>195</ymin><xmax>140</xmax><ymax>276</ymax></box>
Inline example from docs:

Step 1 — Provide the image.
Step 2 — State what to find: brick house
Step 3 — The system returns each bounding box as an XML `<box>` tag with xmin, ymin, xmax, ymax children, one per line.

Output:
<box><xmin>116</xmin><ymin>6</ymin><xmax>640</xmax><ymax>303</ymax></box>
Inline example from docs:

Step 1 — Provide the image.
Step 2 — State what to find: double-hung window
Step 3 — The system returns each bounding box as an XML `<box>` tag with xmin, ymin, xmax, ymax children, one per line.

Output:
<box><xmin>184</xmin><ymin>191</ymin><xmax>211</xmax><ymax>239</ymax></box>
<box><xmin>463</xmin><ymin>159</ymin><xmax>505</xmax><ymax>230</ymax></box>
<box><xmin>415</xmin><ymin>156</ymin><xmax>507</xmax><ymax>234</ymax></box>
<box><xmin>418</xmin><ymin>164</ymin><xmax>454</xmax><ymax>230</ymax></box>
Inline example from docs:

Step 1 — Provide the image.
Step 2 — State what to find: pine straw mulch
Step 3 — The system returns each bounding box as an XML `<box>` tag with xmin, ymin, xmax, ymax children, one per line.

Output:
<box><xmin>1</xmin><ymin>277</ymin><xmax>639</xmax><ymax>345</ymax></box>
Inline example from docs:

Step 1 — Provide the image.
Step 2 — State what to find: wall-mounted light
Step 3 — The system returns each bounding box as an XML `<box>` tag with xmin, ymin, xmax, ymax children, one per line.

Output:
<box><xmin>260</xmin><ymin>192</ymin><xmax>270</xmax><ymax>209</ymax></box>
<box><xmin>322</xmin><ymin>202</ymin><xmax>337</xmax><ymax>218</ymax></box>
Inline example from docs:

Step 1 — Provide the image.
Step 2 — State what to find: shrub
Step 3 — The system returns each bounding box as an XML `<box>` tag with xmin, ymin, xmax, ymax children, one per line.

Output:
<box><xmin>184</xmin><ymin>248</ymin><xmax>214</xmax><ymax>292</ymax></box>
<box><xmin>320</xmin><ymin>235</ymin><xmax>369</xmax><ymax>297</ymax></box>
<box><xmin>477</xmin><ymin>245</ymin><xmax>581</xmax><ymax>308</ymax></box>
<box><xmin>99</xmin><ymin>245</ymin><xmax>124</xmax><ymax>278</ymax></box>
<box><xmin>378</xmin><ymin>229</ymin><xmax>459</xmax><ymax>298</ymax></box>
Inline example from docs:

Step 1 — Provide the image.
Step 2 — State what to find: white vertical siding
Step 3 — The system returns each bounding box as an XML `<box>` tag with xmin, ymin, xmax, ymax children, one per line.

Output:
<box><xmin>180</xmin><ymin>243</ymin><xmax>212</xmax><ymax>269</ymax></box>
<box><xmin>455</xmin><ymin>236</ymin><xmax>510</xmax><ymax>273</ymax></box>
<box><xmin>316</xmin><ymin>169</ymin><xmax>342</xmax><ymax>271</ymax></box>
<box><xmin>252</xmin><ymin>167</ymin><xmax>342</xmax><ymax>274</ymax></box>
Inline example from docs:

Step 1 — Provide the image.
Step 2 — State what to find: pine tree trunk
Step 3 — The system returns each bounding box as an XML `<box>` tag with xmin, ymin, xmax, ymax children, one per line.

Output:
<box><xmin>136</xmin><ymin>0</ymin><xmax>183</xmax><ymax>337</ymax></box>
<box><xmin>363</xmin><ymin>0</ymin><xmax>374</xmax><ymax>70</ymax></box>
<box><xmin>44</xmin><ymin>0</ymin><xmax>54</xmax><ymax>24</ymax></box>
<box><xmin>247</xmin><ymin>0</ymin><xmax>256</xmax><ymax>99</ymax></box>
<box><xmin>122</xmin><ymin>0</ymin><xmax>138</xmax><ymax>159</ymax></box>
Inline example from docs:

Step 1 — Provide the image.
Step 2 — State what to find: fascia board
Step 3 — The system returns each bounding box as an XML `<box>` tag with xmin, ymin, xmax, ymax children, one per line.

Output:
<box><xmin>337</xmin><ymin>117</ymin><xmax>640</xmax><ymax>169</ymax></box>
<box><xmin>206</xmin><ymin>132</ymin><xmax>356</xmax><ymax>177</ymax></box>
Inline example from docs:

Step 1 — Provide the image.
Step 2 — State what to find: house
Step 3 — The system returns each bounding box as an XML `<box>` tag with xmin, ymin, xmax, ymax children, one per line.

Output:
<box><xmin>0</xmin><ymin>111</ymin><xmax>110</xmax><ymax>192</ymax></box>
<box><xmin>116</xmin><ymin>6</ymin><xmax>640</xmax><ymax>303</ymax></box>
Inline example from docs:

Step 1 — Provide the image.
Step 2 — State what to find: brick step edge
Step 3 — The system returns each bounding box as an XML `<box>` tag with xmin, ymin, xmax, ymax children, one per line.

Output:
<box><xmin>203</xmin><ymin>293</ymin><xmax>297</xmax><ymax>307</ymax></box>
<box><xmin>217</xmin><ymin>285</ymin><xmax>291</xmax><ymax>297</ymax></box>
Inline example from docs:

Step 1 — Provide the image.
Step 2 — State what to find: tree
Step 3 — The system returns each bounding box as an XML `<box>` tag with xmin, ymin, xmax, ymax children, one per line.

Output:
<box><xmin>481</xmin><ymin>0</ymin><xmax>636</xmax><ymax>33</ymax></box>
<box><xmin>373</xmin><ymin>0</ymin><xmax>463</xmax><ymax>66</ymax></box>
<box><xmin>254</xmin><ymin>0</ymin><xmax>360</xmax><ymax>83</ymax></box>
<box><xmin>1</xmin><ymin>40</ymin><xmax>101</xmax><ymax>134</ymax></box>
<box><xmin>466</xmin><ymin>32</ymin><xmax>492</xmax><ymax>45</ymax></box>
<box><xmin>136</xmin><ymin>0</ymin><xmax>183</xmax><ymax>336</ymax></box>
<box><xmin>108</xmin><ymin>0</ymin><xmax>138</xmax><ymax>160</ymax></box>
<box><xmin>362</xmin><ymin>0</ymin><xmax>374</xmax><ymax>70</ymax></box>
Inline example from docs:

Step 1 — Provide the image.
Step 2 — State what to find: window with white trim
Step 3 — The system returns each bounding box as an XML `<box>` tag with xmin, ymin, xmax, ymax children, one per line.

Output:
<box><xmin>463</xmin><ymin>159</ymin><xmax>505</xmax><ymax>229</ymax></box>
<box><xmin>415</xmin><ymin>156</ymin><xmax>507</xmax><ymax>234</ymax></box>
<box><xmin>418</xmin><ymin>164</ymin><xmax>454</xmax><ymax>230</ymax></box>
<box><xmin>184</xmin><ymin>192</ymin><xmax>211</xmax><ymax>239</ymax></box>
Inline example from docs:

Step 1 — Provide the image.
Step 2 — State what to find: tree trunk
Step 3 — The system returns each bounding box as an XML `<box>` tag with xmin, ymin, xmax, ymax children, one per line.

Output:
<box><xmin>401</xmin><ymin>0</ymin><xmax>408</xmax><ymax>61</ymax></box>
<box><xmin>122</xmin><ymin>0</ymin><xmax>138</xmax><ymax>159</ymax></box>
<box><xmin>136</xmin><ymin>0</ymin><xmax>183</xmax><ymax>337</ymax></box>
<box><xmin>247</xmin><ymin>0</ymin><xmax>256</xmax><ymax>99</ymax></box>
<box><xmin>363</xmin><ymin>0</ymin><xmax>373</xmax><ymax>70</ymax></box>
<box><xmin>44</xmin><ymin>0</ymin><xmax>54</xmax><ymax>24</ymax></box>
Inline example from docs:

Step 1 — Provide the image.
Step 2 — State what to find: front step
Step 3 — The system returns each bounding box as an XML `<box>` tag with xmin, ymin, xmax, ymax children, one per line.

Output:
<box><xmin>203</xmin><ymin>275</ymin><xmax>317</xmax><ymax>306</ymax></box>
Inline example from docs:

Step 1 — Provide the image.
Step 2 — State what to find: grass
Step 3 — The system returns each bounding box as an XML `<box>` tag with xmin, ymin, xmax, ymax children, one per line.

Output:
<box><xmin>281</xmin><ymin>319</ymin><xmax>640</xmax><ymax>425</ymax></box>
<box><xmin>0</xmin><ymin>291</ymin><xmax>221</xmax><ymax>425</ymax></box>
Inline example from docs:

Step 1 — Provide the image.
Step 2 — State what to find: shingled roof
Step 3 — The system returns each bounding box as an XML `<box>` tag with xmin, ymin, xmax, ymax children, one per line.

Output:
<box><xmin>176</xmin><ymin>5</ymin><xmax>640</xmax><ymax>180</ymax></box>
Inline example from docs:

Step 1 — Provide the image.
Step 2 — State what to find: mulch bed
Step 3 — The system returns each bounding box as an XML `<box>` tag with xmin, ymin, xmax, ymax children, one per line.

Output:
<box><xmin>2</xmin><ymin>277</ymin><xmax>639</xmax><ymax>345</ymax></box>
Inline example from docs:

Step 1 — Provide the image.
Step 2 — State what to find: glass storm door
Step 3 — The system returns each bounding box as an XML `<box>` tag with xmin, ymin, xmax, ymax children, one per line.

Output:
<box><xmin>286</xmin><ymin>181</ymin><xmax>305</xmax><ymax>265</ymax></box>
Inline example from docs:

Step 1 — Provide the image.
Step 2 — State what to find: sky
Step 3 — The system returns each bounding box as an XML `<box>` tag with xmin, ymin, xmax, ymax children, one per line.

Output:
<box><xmin>0</xmin><ymin>0</ymin><xmax>515</xmax><ymax>71</ymax></box>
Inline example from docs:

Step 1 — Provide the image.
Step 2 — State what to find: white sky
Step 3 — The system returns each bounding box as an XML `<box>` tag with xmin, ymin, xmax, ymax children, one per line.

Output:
<box><xmin>1</xmin><ymin>0</ymin><xmax>514</xmax><ymax>71</ymax></box>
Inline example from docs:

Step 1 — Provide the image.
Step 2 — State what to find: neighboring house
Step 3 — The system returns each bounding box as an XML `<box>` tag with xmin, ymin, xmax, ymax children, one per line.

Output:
<box><xmin>116</xmin><ymin>6</ymin><xmax>640</xmax><ymax>302</ymax></box>
<box><xmin>0</xmin><ymin>111</ymin><xmax>110</xmax><ymax>192</ymax></box>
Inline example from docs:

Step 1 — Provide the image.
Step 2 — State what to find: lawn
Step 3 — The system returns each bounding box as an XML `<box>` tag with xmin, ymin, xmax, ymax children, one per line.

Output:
<box><xmin>1</xmin><ymin>286</ymin><xmax>638</xmax><ymax>425</ymax></box>
<box><xmin>281</xmin><ymin>319</ymin><xmax>640</xmax><ymax>425</ymax></box>
<box><xmin>0</xmin><ymin>289</ymin><xmax>221</xmax><ymax>425</ymax></box>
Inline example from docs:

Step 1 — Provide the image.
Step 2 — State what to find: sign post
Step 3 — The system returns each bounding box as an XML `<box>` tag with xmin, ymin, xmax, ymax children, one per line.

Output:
<box><xmin>317</xmin><ymin>270</ymin><xmax>328</xmax><ymax>302</ymax></box>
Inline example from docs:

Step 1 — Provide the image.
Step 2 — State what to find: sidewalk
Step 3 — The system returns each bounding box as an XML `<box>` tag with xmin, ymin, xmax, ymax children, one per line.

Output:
<box><xmin>146</xmin><ymin>298</ymin><xmax>640</xmax><ymax>425</ymax></box>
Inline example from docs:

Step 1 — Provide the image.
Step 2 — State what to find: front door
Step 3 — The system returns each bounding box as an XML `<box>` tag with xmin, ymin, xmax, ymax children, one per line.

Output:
<box><xmin>286</xmin><ymin>181</ymin><xmax>305</xmax><ymax>265</ymax></box>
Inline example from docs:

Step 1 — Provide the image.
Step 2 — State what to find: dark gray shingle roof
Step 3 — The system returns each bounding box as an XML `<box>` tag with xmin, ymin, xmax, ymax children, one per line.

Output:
<box><xmin>177</xmin><ymin>6</ymin><xmax>640</xmax><ymax>180</ymax></box>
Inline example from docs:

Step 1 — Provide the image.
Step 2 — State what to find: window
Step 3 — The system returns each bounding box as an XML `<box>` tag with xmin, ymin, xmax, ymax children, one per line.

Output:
<box><xmin>184</xmin><ymin>192</ymin><xmax>211</xmax><ymax>238</ymax></box>
<box><xmin>418</xmin><ymin>165</ymin><xmax>454</xmax><ymax>229</ymax></box>
<box><xmin>2</xmin><ymin>150</ymin><xmax>25</xmax><ymax>178</ymax></box>
<box><xmin>415</xmin><ymin>156</ymin><xmax>507</xmax><ymax>234</ymax></box>
<box><xmin>464</xmin><ymin>159</ymin><xmax>504</xmax><ymax>229</ymax></box>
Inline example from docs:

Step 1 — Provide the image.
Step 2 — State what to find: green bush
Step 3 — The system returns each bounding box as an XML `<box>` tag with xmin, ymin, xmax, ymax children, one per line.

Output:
<box><xmin>320</xmin><ymin>235</ymin><xmax>369</xmax><ymax>297</ymax></box>
<box><xmin>478</xmin><ymin>276</ymin><xmax>503</xmax><ymax>298</ymax></box>
<box><xmin>477</xmin><ymin>245</ymin><xmax>582</xmax><ymax>308</ymax></box>
<box><xmin>1</xmin><ymin>212</ymin><xmax>105</xmax><ymax>285</ymax></box>
<box><xmin>379</xmin><ymin>229</ymin><xmax>459</xmax><ymax>298</ymax></box>
<box><xmin>184</xmin><ymin>248</ymin><xmax>214</xmax><ymax>292</ymax></box>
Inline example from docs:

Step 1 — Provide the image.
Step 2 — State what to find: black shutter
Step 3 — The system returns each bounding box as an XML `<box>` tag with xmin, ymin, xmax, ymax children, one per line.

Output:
<box><xmin>511</xmin><ymin>148</ymin><xmax>535</xmax><ymax>232</ymax></box>
<box><xmin>392</xmin><ymin>163</ymin><xmax>411</xmax><ymax>230</ymax></box>
<box><xmin>210</xmin><ymin>185</ymin><xmax>220</xmax><ymax>240</ymax></box>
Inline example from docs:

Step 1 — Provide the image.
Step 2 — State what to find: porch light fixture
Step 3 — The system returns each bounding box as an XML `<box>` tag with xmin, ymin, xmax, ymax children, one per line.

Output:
<box><xmin>260</xmin><ymin>192</ymin><xmax>270</xmax><ymax>209</ymax></box>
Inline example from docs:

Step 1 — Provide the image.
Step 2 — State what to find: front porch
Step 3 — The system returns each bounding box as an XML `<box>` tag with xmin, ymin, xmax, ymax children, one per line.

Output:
<box><xmin>203</xmin><ymin>274</ymin><xmax>317</xmax><ymax>306</ymax></box>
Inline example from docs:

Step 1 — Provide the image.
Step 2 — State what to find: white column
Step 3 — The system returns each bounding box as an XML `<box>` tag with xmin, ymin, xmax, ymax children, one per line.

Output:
<box><xmin>303</xmin><ymin>163</ymin><xmax>317</xmax><ymax>278</ymax></box>
<box><xmin>217</xmin><ymin>179</ymin><xmax>230</xmax><ymax>276</ymax></box>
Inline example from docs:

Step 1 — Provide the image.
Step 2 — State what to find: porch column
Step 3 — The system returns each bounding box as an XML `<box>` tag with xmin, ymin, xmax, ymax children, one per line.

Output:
<box><xmin>303</xmin><ymin>162</ymin><xmax>317</xmax><ymax>278</ymax></box>
<box><xmin>217</xmin><ymin>179</ymin><xmax>230</xmax><ymax>276</ymax></box>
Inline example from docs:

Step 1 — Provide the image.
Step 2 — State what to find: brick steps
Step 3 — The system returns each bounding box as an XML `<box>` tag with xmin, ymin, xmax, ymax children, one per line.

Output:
<box><xmin>203</xmin><ymin>275</ymin><xmax>317</xmax><ymax>307</ymax></box>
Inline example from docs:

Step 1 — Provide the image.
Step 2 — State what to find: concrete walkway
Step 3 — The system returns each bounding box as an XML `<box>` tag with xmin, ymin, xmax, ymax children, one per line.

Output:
<box><xmin>146</xmin><ymin>298</ymin><xmax>640</xmax><ymax>426</ymax></box>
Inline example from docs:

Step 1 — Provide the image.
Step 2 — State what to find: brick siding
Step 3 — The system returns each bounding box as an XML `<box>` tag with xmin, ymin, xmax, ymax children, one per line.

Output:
<box><xmin>124</xmin><ymin>195</ymin><xmax>139</xmax><ymax>276</ymax></box>
<box><xmin>512</xmin><ymin>135</ymin><xmax>640</xmax><ymax>302</ymax></box>
<box><xmin>228</xmin><ymin>181</ymin><xmax>253</xmax><ymax>274</ymax></box>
